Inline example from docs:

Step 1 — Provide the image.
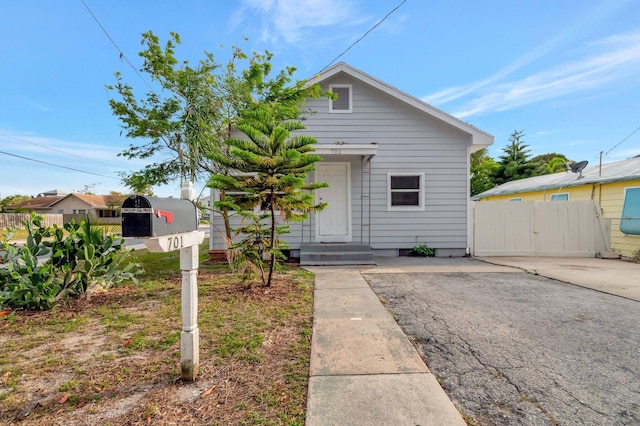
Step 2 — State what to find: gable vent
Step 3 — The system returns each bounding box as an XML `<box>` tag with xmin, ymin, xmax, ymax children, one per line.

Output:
<box><xmin>329</xmin><ymin>84</ymin><xmax>352</xmax><ymax>113</ymax></box>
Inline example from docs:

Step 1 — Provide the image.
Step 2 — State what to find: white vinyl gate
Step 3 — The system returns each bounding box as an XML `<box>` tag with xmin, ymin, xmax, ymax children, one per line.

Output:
<box><xmin>473</xmin><ymin>200</ymin><xmax>611</xmax><ymax>257</ymax></box>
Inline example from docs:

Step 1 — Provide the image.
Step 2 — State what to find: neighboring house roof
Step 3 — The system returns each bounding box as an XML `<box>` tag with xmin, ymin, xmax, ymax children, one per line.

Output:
<box><xmin>474</xmin><ymin>156</ymin><xmax>640</xmax><ymax>199</ymax></box>
<box><xmin>9</xmin><ymin>193</ymin><xmax>127</xmax><ymax>211</ymax></box>
<box><xmin>9</xmin><ymin>196</ymin><xmax>65</xmax><ymax>210</ymax></box>
<box><xmin>306</xmin><ymin>62</ymin><xmax>494</xmax><ymax>150</ymax></box>
<box><xmin>71</xmin><ymin>194</ymin><xmax>126</xmax><ymax>208</ymax></box>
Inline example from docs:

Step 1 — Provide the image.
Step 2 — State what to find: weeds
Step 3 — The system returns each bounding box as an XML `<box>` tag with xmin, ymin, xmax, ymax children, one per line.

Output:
<box><xmin>0</xmin><ymin>244</ymin><xmax>313</xmax><ymax>425</ymax></box>
<box><xmin>410</xmin><ymin>236</ymin><xmax>436</xmax><ymax>257</ymax></box>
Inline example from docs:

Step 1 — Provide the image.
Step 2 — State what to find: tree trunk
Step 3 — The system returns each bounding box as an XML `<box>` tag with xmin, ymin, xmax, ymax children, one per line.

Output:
<box><xmin>266</xmin><ymin>194</ymin><xmax>276</xmax><ymax>287</ymax></box>
<box><xmin>220</xmin><ymin>190</ymin><xmax>232</xmax><ymax>241</ymax></box>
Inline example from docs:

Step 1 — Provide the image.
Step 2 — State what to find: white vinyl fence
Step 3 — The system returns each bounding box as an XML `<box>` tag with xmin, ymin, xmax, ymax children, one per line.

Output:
<box><xmin>0</xmin><ymin>213</ymin><xmax>64</xmax><ymax>229</ymax></box>
<box><xmin>473</xmin><ymin>200</ymin><xmax>611</xmax><ymax>257</ymax></box>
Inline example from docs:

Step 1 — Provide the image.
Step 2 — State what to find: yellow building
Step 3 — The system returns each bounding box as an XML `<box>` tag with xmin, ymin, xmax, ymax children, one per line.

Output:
<box><xmin>474</xmin><ymin>157</ymin><xmax>640</xmax><ymax>258</ymax></box>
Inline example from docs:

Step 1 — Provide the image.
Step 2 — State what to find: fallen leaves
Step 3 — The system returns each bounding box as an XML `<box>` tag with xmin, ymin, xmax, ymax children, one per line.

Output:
<box><xmin>200</xmin><ymin>385</ymin><xmax>216</xmax><ymax>398</ymax></box>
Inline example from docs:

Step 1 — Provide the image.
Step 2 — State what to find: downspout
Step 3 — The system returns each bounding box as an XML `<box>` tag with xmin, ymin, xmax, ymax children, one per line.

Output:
<box><xmin>467</xmin><ymin>145</ymin><xmax>473</xmax><ymax>256</ymax></box>
<box><xmin>360</xmin><ymin>154</ymin><xmax>374</xmax><ymax>245</ymax></box>
<box><xmin>367</xmin><ymin>154</ymin><xmax>372</xmax><ymax>246</ymax></box>
<box><xmin>361</xmin><ymin>156</ymin><xmax>364</xmax><ymax>244</ymax></box>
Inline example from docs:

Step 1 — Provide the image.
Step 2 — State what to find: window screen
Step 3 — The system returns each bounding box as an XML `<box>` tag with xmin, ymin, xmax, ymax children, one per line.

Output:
<box><xmin>388</xmin><ymin>174</ymin><xmax>423</xmax><ymax>209</ymax></box>
<box><xmin>330</xmin><ymin>85</ymin><xmax>351</xmax><ymax>112</ymax></box>
<box><xmin>550</xmin><ymin>193</ymin><xmax>569</xmax><ymax>201</ymax></box>
<box><xmin>621</xmin><ymin>187</ymin><xmax>640</xmax><ymax>236</ymax></box>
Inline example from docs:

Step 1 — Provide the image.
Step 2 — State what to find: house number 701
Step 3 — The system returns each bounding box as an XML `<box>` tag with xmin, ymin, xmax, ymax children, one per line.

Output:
<box><xmin>168</xmin><ymin>235</ymin><xmax>184</xmax><ymax>250</ymax></box>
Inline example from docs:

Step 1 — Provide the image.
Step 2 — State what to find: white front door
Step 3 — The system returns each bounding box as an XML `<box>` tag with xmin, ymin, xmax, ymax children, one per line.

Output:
<box><xmin>316</xmin><ymin>162</ymin><xmax>351</xmax><ymax>242</ymax></box>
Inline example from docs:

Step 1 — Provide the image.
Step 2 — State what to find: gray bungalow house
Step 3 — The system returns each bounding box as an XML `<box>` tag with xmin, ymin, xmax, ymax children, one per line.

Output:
<box><xmin>210</xmin><ymin>62</ymin><xmax>493</xmax><ymax>262</ymax></box>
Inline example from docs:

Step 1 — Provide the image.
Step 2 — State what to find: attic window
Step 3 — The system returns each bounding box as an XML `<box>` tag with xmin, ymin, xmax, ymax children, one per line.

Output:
<box><xmin>329</xmin><ymin>84</ymin><xmax>352</xmax><ymax>113</ymax></box>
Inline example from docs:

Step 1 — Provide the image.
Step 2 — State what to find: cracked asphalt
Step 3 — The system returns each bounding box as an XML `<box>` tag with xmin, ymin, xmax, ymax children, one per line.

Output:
<box><xmin>363</xmin><ymin>271</ymin><xmax>640</xmax><ymax>426</ymax></box>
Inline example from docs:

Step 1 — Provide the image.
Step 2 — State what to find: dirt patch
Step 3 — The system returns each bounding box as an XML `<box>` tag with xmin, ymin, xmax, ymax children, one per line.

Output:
<box><xmin>0</xmin><ymin>266</ymin><xmax>313</xmax><ymax>425</ymax></box>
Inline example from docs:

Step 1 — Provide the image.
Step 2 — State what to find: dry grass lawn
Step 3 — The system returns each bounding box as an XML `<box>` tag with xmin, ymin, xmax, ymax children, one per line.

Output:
<box><xmin>0</xmin><ymin>248</ymin><xmax>313</xmax><ymax>425</ymax></box>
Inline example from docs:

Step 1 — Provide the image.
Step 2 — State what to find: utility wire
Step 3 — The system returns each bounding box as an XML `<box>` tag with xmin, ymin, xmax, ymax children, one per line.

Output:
<box><xmin>0</xmin><ymin>150</ymin><xmax>120</xmax><ymax>180</ymax></box>
<box><xmin>80</xmin><ymin>0</ymin><xmax>153</xmax><ymax>91</ymax></box>
<box><xmin>0</xmin><ymin>132</ymin><xmax>114</xmax><ymax>165</ymax></box>
<box><xmin>321</xmin><ymin>0</ymin><xmax>408</xmax><ymax>71</ymax></box>
<box><xmin>603</xmin><ymin>125</ymin><xmax>640</xmax><ymax>157</ymax></box>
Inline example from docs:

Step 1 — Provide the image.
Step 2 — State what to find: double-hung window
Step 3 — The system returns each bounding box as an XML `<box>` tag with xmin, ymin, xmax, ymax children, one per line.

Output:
<box><xmin>621</xmin><ymin>187</ymin><xmax>640</xmax><ymax>236</ymax></box>
<box><xmin>387</xmin><ymin>173</ymin><xmax>424</xmax><ymax>211</ymax></box>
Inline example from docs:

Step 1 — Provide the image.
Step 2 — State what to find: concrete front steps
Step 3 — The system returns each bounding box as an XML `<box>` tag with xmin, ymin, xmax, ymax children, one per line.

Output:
<box><xmin>300</xmin><ymin>243</ymin><xmax>376</xmax><ymax>266</ymax></box>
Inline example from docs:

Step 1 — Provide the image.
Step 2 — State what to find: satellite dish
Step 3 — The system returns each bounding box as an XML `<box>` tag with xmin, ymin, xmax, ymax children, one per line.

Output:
<box><xmin>571</xmin><ymin>160</ymin><xmax>588</xmax><ymax>179</ymax></box>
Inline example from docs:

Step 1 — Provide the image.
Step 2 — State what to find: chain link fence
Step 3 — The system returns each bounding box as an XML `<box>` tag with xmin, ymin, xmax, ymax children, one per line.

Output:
<box><xmin>609</xmin><ymin>217</ymin><xmax>640</xmax><ymax>260</ymax></box>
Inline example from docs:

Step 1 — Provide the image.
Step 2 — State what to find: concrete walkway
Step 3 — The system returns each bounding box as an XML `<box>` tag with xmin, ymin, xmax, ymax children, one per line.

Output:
<box><xmin>304</xmin><ymin>256</ymin><xmax>640</xmax><ymax>425</ymax></box>
<box><xmin>304</xmin><ymin>266</ymin><xmax>466</xmax><ymax>426</ymax></box>
<box><xmin>477</xmin><ymin>256</ymin><xmax>640</xmax><ymax>302</ymax></box>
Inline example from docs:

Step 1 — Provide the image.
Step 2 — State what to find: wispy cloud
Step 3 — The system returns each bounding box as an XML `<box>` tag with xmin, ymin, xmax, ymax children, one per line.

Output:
<box><xmin>427</xmin><ymin>29</ymin><xmax>640</xmax><ymax>119</ymax></box>
<box><xmin>234</xmin><ymin>0</ymin><xmax>364</xmax><ymax>44</ymax></box>
<box><xmin>0</xmin><ymin>130</ymin><xmax>145</xmax><ymax>169</ymax></box>
<box><xmin>23</xmin><ymin>100</ymin><xmax>52</xmax><ymax>112</ymax></box>
<box><xmin>423</xmin><ymin>37</ymin><xmax>562</xmax><ymax>106</ymax></box>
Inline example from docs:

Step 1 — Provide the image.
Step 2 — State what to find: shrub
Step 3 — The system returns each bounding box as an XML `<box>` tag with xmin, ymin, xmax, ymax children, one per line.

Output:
<box><xmin>0</xmin><ymin>213</ymin><xmax>143</xmax><ymax>310</ymax></box>
<box><xmin>410</xmin><ymin>237</ymin><xmax>436</xmax><ymax>257</ymax></box>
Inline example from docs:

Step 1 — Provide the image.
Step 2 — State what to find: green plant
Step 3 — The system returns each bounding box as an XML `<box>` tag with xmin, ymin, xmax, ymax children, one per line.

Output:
<box><xmin>410</xmin><ymin>237</ymin><xmax>436</xmax><ymax>257</ymax></box>
<box><xmin>208</xmin><ymin>106</ymin><xmax>328</xmax><ymax>287</ymax></box>
<box><xmin>0</xmin><ymin>213</ymin><xmax>143</xmax><ymax>310</ymax></box>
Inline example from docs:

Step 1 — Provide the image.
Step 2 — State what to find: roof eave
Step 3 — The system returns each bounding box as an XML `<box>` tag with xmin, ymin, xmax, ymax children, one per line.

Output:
<box><xmin>307</xmin><ymin>62</ymin><xmax>494</xmax><ymax>147</ymax></box>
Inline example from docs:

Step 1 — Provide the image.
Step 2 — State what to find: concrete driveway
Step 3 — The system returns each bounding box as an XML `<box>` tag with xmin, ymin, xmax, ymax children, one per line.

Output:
<box><xmin>363</xmin><ymin>257</ymin><xmax>640</xmax><ymax>425</ymax></box>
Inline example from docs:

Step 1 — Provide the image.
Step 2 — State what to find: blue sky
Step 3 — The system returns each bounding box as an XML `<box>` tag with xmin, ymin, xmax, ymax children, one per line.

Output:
<box><xmin>1</xmin><ymin>0</ymin><xmax>639</xmax><ymax>198</ymax></box>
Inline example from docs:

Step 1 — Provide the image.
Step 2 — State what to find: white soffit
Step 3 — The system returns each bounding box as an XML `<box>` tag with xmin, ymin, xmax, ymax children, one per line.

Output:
<box><xmin>313</xmin><ymin>144</ymin><xmax>378</xmax><ymax>156</ymax></box>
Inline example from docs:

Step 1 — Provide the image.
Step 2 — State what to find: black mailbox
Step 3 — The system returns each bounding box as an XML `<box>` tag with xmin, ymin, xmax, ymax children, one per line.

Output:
<box><xmin>121</xmin><ymin>196</ymin><xmax>199</xmax><ymax>238</ymax></box>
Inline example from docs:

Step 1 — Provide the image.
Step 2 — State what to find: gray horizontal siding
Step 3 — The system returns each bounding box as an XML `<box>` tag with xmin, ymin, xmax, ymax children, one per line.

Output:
<box><xmin>303</xmin><ymin>72</ymin><xmax>471</xmax><ymax>250</ymax></box>
<box><xmin>213</xmin><ymin>71</ymin><xmax>473</xmax><ymax>252</ymax></box>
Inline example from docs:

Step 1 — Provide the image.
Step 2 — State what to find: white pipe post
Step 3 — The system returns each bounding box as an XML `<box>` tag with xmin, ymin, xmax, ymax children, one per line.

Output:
<box><xmin>209</xmin><ymin>187</ymin><xmax>215</xmax><ymax>251</ymax></box>
<box><xmin>180</xmin><ymin>245</ymin><xmax>199</xmax><ymax>381</ymax></box>
<box><xmin>180</xmin><ymin>181</ymin><xmax>199</xmax><ymax>381</ymax></box>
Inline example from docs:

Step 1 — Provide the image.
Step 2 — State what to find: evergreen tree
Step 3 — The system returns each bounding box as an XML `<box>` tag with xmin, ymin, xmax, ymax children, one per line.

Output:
<box><xmin>470</xmin><ymin>148</ymin><xmax>498</xmax><ymax>196</ymax></box>
<box><xmin>208</xmin><ymin>106</ymin><xmax>327</xmax><ymax>287</ymax></box>
<box><xmin>493</xmin><ymin>130</ymin><xmax>535</xmax><ymax>184</ymax></box>
<box><xmin>0</xmin><ymin>194</ymin><xmax>31</xmax><ymax>212</ymax></box>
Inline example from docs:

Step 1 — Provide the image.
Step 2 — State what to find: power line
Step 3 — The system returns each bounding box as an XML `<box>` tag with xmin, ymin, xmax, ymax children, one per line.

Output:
<box><xmin>0</xmin><ymin>132</ymin><xmax>114</xmax><ymax>165</ymax></box>
<box><xmin>80</xmin><ymin>0</ymin><xmax>153</xmax><ymax>91</ymax></box>
<box><xmin>0</xmin><ymin>150</ymin><xmax>120</xmax><ymax>180</ymax></box>
<box><xmin>604</xmin><ymin>125</ymin><xmax>640</xmax><ymax>157</ymax></box>
<box><xmin>321</xmin><ymin>0</ymin><xmax>408</xmax><ymax>71</ymax></box>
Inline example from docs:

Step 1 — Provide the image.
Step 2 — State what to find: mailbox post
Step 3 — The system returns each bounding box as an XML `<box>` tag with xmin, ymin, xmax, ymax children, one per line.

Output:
<box><xmin>121</xmin><ymin>183</ymin><xmax>204</xmax><ymax>381</ymax></box>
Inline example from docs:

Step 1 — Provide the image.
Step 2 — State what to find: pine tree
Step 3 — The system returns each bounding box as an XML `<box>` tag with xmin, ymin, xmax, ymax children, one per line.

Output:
<box><xmin>493</xmin><ymin>130</ymin><xmax>535</xmax><ymax>185</ymax></box>
<box><xmin>208</xmin><ymin>106</ymin><xmax>327</xmax><ymax>286</ymax></box>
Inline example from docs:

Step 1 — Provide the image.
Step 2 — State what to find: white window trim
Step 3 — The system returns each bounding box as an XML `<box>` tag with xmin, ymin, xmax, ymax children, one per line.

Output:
<box><xmin>329</xmin><ymin>84</ymin><xmax>352</xmax><ymax>113</ymax></box>
<box><xmin>387</xmin><ymin>172</ymin><xmax>425</xmax><ymax>211</ymax></box>
<box><xmin>550</xmin><ymin>193</ymin><xmax>570</xmax><ymax>201</ymax></box>
<box><xmin>509</xmin><ymin>197</ymin><xmax>522</xmax><ymax>202</ymax></box>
